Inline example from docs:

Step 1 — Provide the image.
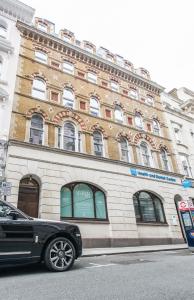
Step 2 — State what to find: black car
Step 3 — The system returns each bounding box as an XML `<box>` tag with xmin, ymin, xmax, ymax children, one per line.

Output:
<box><xmin>0</xmin><ymin>199</ymin><xmax>82</xmax><ymax>271</ymax></box>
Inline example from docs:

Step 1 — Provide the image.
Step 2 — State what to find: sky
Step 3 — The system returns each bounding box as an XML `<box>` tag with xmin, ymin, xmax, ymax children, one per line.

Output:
<box><xmin>22</xmin><ymin>0</ymin><xmax>194</xmax><ymax>92</ymax></box>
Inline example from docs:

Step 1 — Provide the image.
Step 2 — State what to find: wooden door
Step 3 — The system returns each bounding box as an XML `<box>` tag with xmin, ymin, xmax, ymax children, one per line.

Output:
<box><xmin>18</xmin><ymin>178</ymin><xmax>39</xmax><ymax>218</ymax></box>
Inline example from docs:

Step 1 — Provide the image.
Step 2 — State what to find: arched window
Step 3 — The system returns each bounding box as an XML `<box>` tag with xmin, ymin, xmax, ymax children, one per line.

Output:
<box><xmin>32</xmin><ymin>78</ymin><xmax>46</xmax><ymax>100</ymax></box>
<box><xmin>114</xmin><ymin>105</ymin><xmax>123</xmax><ymax>123</ymax></box>
<box><xmin>58</xmin><ymin>122</ymin><xmax>81</xmax><ymax>152</ymax></box>
<box><xmin>153</xmin><ymin>119</ymin><xmax>160</xmax><ymax>135</ymax></box>
<box><xmin>160</xmin><ymin>149</ymin><xmax>169</xmax><ymax>171</ymax></box>
<box><xmin>30</xmin><ymin>115</ymin><xmax>43</xmax><ymax>145</ymax></box>
<box><xmin>140</xmin><ymin>142</ymin><xmax>152</xmax><ymax>167</ymax></box>
<box><xmin>61</xmin><ymin>182</ymin><xmax>107</xmax><ymax>220</ymax></box>
<box><xmin>129</xmin><ymin>88</ymin><xmax>138</xmax><ymax>99</ymax></box>
<box><xmin>135</xmin><ymin>112</ymin><xmax>143</xmax><ymax>129</ymax></box>
<box><xmin>63</xmin><ymin>61</ymin><xmax>74</xmax><ymax>74</ymax></box>
<box><xmin>63</xmin><ymin>88</ymin><xmax>74</xmax><ymax>108</ymax></box>
<box><xmin>120</xmin><ymin>138</ymin><xmax>130</xmax><ymax>162</ymax></box>
<box><xmin>146</xmin><ymin>95</ymin><xmax>154</xmax><ymax>106</ymax></box>
<box><xmin>133</xmin><ymin>191</ymin><xmax>166</xmax><ymax>223</ymax></box>
<box><xmin>93</xmin><ymin>131</ymin><xmax>103</xmax><ymax>157</ymax></box>
<box><xmin>90</xmin><ymin>97</ymin><xmax>100</xmax><ymax>116</ymax></box>
<box><xmin>35</xmin><ymin>50</ymin><xmax>47</xmax><ymax>64</ymax></box>
<box><xmin>0</xmin><ymin>20</ymin><xmax>7</xmax><ymax>38</ymax></box>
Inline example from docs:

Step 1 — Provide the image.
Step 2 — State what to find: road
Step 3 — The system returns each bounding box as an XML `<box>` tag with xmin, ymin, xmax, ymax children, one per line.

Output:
<box><xmin>0</xmin><ymin>249</ymin><xmax>194</xmax><ymax>300</ymax></box>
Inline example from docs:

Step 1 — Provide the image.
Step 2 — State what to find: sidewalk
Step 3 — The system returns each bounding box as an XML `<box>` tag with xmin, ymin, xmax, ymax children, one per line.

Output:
<box><xmin>82</xmin><ymin>243</ymin><xmax>188</xmax><ymax>257</ymax></box>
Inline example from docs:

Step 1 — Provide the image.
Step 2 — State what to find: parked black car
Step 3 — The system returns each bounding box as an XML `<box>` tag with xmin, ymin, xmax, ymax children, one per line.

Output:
<box><xmin>0</xmin><ymin>199</ymin><xmax>82</xmax><ymax>271</ymax></box>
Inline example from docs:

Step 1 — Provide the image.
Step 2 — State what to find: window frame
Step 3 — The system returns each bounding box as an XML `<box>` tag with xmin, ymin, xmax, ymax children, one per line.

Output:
<box><xmin>58</xmin><ymin>122</ymin><xmax>81</xmax><ymax>152</ymax></box>
<box><xmin>140</xmin><ymin>141</ymin><xmax>152</xmax><ymax>167</ymax></box>
<box><xmin>32</xmin><ymin>77</ymin><xmax>46</xmax><ymax>100</ymax></box>
<box><xmin>0</xmin><ymin>22</ymin><xmax>7</xmax><ymax>39</ymax></box>
<box><xmin>35</xmin><ymin>50</ymin><xmax>47</xmax><ymax>64</ymax></box>
<box><xmin>62</xmin><ymin>61</ymin><xmax>74</xmax><ymax>75</ymax></box>
<box><xmin>114</xmin><ymin>105</ymin><xmax>123</xmax><ymax>123</ymax></box>
<box><xmin>161</xmin><ymin>149</ymin><xmax>169</xmax><ymax>171</ymax></box>
<box><xmin>63</xmin><ymin>88</ymin><xmax>75</xmax><ymax>109</ymax></box>
<box><xmin>37</xmin><ymin>22</ymin><xmax>47</xmax><ymax>32</ymax></box>
<box><xmin>29</xmin><ymin>114</ymin><xmax>44</xmax><ymax>145</ymax></box>
<box><xmin>110</xmin><ymin>80</ymin><xmax>119</xmax><ymax>92</ymax></box>
<box><xmin>93</xmin><ymin>130</ymin><xmax>104</xmax><ymax>157</ymax></box>
<box><xmin>90</xmin><ymin>97</ymin><xmax>100</xmax><ymax>117</ymax></box>
<box><xmin>88</xmin><ymin>72</ymin><xmax>97</xmax><ymax>84</ymax></box>
<box><xmin>153</xmin><ymin>119</ymin><xmax>160</xmax><ymax>136</ymax></box>
<box><xmin>120</xmin><ymin>138</ymin><xmax>131</xmax><ymax>162</ymax></box>
<box><xmin>135</xmin><ymin>113</ymin><xmax>143</xmax><ymax>129</ymax></box>
<box><xmin>180</xmin><ymin>154</ymin><xmax>191</xmax><ymax>177</ymax></box>
<box><xmin>60</xmin><ymin>182</ymin><xmax>108</xmax><ymax>221</ymax></box>
<box><xmin>133</xmin><ymin>191</ymin><xmax>166</xmax><ymax>224</ymax></box>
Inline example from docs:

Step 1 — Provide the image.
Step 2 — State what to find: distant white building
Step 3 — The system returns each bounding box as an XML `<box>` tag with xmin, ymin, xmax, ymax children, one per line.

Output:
<box><xmin>162</xmin><ymin>87</ymin><xmax>194</xmax><ymax>187</ymax></box>
<box><xmin>0</xmin><ymin>0</ymin><xmax>34</xmax><ymax>180</ymax></box>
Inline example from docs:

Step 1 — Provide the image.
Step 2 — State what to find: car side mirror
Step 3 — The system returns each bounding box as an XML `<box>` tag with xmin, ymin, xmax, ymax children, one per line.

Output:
<box><xmin>8</xmin><ymin>210</ymin><xmax>20</xmax><ymax>220</ymax></box>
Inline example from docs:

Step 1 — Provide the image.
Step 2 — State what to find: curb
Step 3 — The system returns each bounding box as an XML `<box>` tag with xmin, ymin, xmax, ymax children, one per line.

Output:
<box><xmin>82</xmin><ymin>246</ymin><xmax>188</xmax><ymax>257</ymax></box>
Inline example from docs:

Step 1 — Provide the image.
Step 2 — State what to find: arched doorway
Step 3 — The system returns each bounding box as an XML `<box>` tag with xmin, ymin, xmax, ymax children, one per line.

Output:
<box><xmin>18</xmin><ymin>177</ymin><xmax>39</xmax><ymax>218</ymax></box>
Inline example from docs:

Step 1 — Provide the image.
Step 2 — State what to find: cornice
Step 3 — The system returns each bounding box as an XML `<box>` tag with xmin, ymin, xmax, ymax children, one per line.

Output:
<box><xmin>0</xmin><ymin>0</ymin><xmax>35</xmax><ymax>23</ymax></box>
<box><xmin>17</xmin><ymin>21</ymin><xmax>164</xmax><ymax>95</ymax></box>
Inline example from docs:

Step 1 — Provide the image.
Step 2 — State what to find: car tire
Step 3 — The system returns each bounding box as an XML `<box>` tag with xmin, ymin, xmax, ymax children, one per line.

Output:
<box><xmin>44</xmin><ymin>237</ymin><xmax>75</xmax><ymax>272</ymax></box>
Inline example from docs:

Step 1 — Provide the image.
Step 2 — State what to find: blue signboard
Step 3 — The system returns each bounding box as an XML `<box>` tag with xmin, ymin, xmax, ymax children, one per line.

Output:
<box><xmin>182</xmin><ymin>179</ymin><xmax>192</xmax><ymax>188</ymax></box>
<box><xmin>129</xmin><ymin>168</ymin><xmax>177</xmax><ymax>183</ymax></box>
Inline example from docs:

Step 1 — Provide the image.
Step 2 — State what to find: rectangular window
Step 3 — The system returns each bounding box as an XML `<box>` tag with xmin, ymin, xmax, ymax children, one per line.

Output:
<box><xmin>51</xmin><ymin>91</ymin><xmax>59</xmax><ymax>102</ymax></box>
<box><xmin>173</xmin><ymin>124</ymin><xmax>182</xmax><ymax>143</ymax></box>
<box><xmin>105</xmin><ymin>109</ymin><xmax>111</xmax><ymax>118</ymax></box>
<box><xmin>147</xmin><ymin>124</ymin><xmax>151</xmax><ymax>131</ymax></box>
<box><xmin>102</xmin><ymin>81</ymin><xmax>108</xmax><ymax>87</ymax></box>
<box><xmin>78</xmin><ymin>71</ymin><xmax>85</xmax><ymax>78</ymax></box>
<box><xmin>88</xmin><ymin>72</ymin><xmax>97</xmax><ymax>84</ymax></box>
<box><xmin>51</xmin><ymin>61</ymin><xmax>60</xmax><ymax>68</ymax></box>
<box><xmin>110</xmin><ymin>81</ymin><xmax>119</xmax><ymax>92</ymax></box>
<box><xmin>128</xmin><ymin>117</ymin><xmax>133</xmax><ymax>125</ymax></box>
<box><xmin>80</xmin><ymin>101</ymin><xmax>86</xmax><ymax>110</ymax></box>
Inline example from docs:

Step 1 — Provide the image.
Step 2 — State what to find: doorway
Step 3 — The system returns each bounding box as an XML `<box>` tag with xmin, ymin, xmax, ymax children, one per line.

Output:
<box><xmin>18</xmin><ymin>177</ymin><xmax>39</xmax><ymax>218</ymax></box>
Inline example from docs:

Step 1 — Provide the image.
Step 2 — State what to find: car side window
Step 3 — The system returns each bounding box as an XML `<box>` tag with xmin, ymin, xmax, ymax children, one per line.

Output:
<box><xmin>0</xmin><ymin>201</ymin><xmax>12</xmax><ymax>219</ymax></box>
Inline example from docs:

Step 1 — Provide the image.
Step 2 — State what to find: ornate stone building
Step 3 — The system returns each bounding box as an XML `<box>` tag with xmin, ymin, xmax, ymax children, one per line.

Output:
<box><xmin>5</xmin><ymin>17</ymin><xmax>189</xmax><ymax>247</ymax></box>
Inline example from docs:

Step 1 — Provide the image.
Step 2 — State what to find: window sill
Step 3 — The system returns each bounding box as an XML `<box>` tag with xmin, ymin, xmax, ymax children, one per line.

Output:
<box><xmin>137</xmin><ymin>222</ymin><xmax>168</xmax><ymax>226</ymax></box>
<box><xmin>61</xmin><ymin>218</ymin><xmax>109</xmax><ymax>224</ymax></box>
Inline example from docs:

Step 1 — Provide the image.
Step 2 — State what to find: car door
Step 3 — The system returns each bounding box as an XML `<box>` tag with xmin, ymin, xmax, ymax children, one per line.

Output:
<box><xmin>0</xmin><ymin>200</ymin><xmax>34</xmax><ymax>263</ymax></box>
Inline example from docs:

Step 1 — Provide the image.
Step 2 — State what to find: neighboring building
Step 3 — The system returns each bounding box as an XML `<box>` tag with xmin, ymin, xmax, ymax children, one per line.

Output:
<box><xmin>0</xmin><ymin>0</ymin><xmax>34</xmax><ymax>183</ymax></box>
<box><xmin>6</xmin><ymin>17</ymin><xmax>190</xmax><ymax>247</ymax></box>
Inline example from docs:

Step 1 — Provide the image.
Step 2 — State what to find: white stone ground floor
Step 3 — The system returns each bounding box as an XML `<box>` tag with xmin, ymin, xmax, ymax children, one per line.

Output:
<box><xmin>5</xmin><ymin>141</ymin><xmax>193</xmax><ymax>248</ymax></box>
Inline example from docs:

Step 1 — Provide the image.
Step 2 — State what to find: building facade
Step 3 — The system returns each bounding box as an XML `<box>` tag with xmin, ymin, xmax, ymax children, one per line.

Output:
<box><xmin>0</xmin><ymin>0</ymin><xmax>34</xmax><ymax>182</ymax></box>
<box><xmin>5</xmin><ymin>17</ymin><xmax>190</xmax><ymax>247</ymax></box>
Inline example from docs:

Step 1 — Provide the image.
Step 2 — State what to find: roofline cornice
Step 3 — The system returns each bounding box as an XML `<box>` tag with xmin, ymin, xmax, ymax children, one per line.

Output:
<box><xmin>17</xmin><ymin>21</ymin><xmax>164</xmax><ymax>95</ymax></box>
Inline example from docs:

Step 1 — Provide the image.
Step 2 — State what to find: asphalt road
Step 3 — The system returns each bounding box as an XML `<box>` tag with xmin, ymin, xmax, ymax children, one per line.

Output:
<box><xmin>0</xmin><ymin>249</ymin><xmax>194</xmax><ymax>300</ymax></box>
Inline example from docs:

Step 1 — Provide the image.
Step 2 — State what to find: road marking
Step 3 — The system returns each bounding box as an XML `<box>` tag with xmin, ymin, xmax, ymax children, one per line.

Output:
<box><xmin>85</xmin><ymin>263</ymin><xmax>116</xmax><ymax>269</ymax></box>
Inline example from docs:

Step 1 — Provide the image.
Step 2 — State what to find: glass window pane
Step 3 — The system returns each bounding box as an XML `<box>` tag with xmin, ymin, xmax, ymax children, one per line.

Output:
<box><xmin>35</xmin><ymin>51</ymin><xmax>47</xmax><ymax>63</ymax></box>
<box><xmin>133</xmin><ymin>195</ymin><xmax>141</xmax><ymax>221</ymax></box>
<box><xmin>63</xmin><ymin>62</ymin><xmax>74</xmax><ymax>74</ymax></box>
<box><xmin>74</xmin><ymin>184</ymin><xmax>94</xmax><ymax>218</ymax></box>
<box><xmin>139</xmin><ymin>192</ymin><xmax>156</xmax><ymax>222</ymax></box>
<box><xmin>154</xmin><ymin>197</ymin><xmax>165</xmax><ymax>222</ymax></box>
<box><xmin>88</xmin><ymin>72</ymin><xmax>97</xmax><ymax>83</ymax></box>
<box><xmin>95</xmin><ymin>191</ymin><xmax>106</xmax><ymax>219</ymax></box>
<box><xmin>115</xmin><ymin>106</ymin><xmax>123</xmax><ymax>122</ymax></box>
<box><xmin>63</xmin><ymin>123</ymin><xmax>75</xmax><ymax>151</ymax></box>
<box><xmin>60</xmin><ymin>187</ymin><xmax>72</xmax><ymax>217</ymax></box>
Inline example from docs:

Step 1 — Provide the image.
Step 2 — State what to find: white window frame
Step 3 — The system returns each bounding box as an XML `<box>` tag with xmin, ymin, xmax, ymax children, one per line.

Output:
<box><xmin>35</xmin><ymin>50</ymin><xmax>47</xmax><ymax>64</ymax></box>
<box><xmin>62</xmin><ymin>61</ymin><xmax>74</xmax><ymax>75</ymax></box>
<box><xmin>161</xmin><ymin>149</ymin><xmax>169</xmax><ymax>171</ymax></box>
<box><xmin>120</xmin><ymin>138</ymin><xmax>131</xmax><ymax>162</ymax></box>
<box><xmin>129</xmin><ymin>89</ymin><xmax>138</xmax><ymax>99</ymax></box>
<box><xmin>0</xmin><ymin>21</ymin><xmax>7</xmax><ymax>39</ymax></box>
<box><xmin>29</xmin><ymin>114</ymin><xmax>44</xmax><ymax>145</ymax></box>
<box><xmin>135</xmin><ymin>113</ymin><xmax>143</xmax><ymax>129</ymax></box>
<box><xmin>32</xmin><ymin>78</ymin><xmax>46</xmax><ymax>100</ymax></box>
<box><xmin>90</xmin><ymin>97</ymin><xmax>100</xmax><ymax>117</ymax></box>
<box><xmin>146</xmin><ymin>95</ymin><xmax>154</xmax><ymax>106</ymax></box>
<box><xmin>110</xmin><ymin>81</ymin><xmax>119</xmax><ymax>92</ymax></box>
<box><xmin>37</xmin><ymin>22</ymin><xmax>47</xmax><ymax>32</ymax></box>
<box><xmin>93</xmin><ymin>131</ymin><xmax>104</xmax><ymax>157</ymax></box>
<box><xmin>116</xmin><ymin>56</ymin><xmax>124</xmax><ymax>67</ymax></box>
<box><xmin>114</xmin><ymin>105</ymin><xmax>123</xmax><ymax>123</ymax></box>
<box><xmin>58</xmin><ymin>122</ymin><xmax>81</xmax><ymax>152</ymax></box>
<box><xmin>85</xmin><ymin>45</ymin><xmax>94</xmax><ymax>53</ymax></box>
<box><xmin>153</xmin><ymin>120</ymin><xmax>160</xmax><ymax>135</ymax></box>
<box><xmin>63</xmin><ymin>35</ymin><xmax>71</xmax><ymax>43</ymax></box>
<box><xmin>180</xmin><ymin>154</ymin><xmax>192</xmax><ymax>177</ymax></box>
<box><xmin>173</xmin><ymin>123</ymin><xmax>182</xmax><ymax>143</ymax></box>
<box><xmin>63</xmin><ymin>88</ymin><xmax>75</xmax><ymax>108</ymax></box>
<box><xmin>88</xmin><ymin>72</ymin><xmax>97</xmax><ymax>84</ymax></box>
<box><xmin>140</xmin><ymin>142</ymin><xmax>153</xmax><ymax>167</ymax></box>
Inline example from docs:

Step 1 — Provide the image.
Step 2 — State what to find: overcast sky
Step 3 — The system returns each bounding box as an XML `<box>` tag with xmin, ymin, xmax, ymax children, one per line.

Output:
<box><xmin>22</xmin><ymin>0</ymin><xmax>194</xmax><ymax>92</ymax></box>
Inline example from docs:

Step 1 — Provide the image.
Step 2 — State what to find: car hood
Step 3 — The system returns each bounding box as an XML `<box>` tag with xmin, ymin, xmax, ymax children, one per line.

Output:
<box><xmin>32</xmin><ymin>217</ymin><xmax>78</xmax><ymax>227</ymax></box>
